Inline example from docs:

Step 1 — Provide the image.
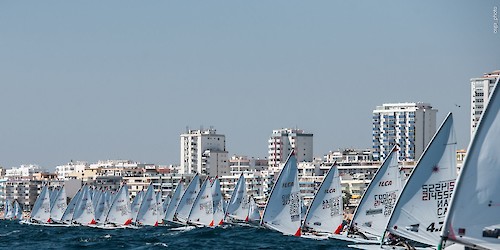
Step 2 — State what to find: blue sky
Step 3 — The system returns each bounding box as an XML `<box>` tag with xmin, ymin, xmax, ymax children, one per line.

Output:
<box><xmin>1</xmin><ymin>1</ymin><xmax>499</xmax><ymax>170</ymax></box>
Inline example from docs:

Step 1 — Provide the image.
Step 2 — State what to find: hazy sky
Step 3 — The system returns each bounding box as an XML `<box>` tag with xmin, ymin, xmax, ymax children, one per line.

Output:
<box><xmin>1</xmin><ymin>1</ymin><xmax>499</xmax><ymax>170</ymax></box>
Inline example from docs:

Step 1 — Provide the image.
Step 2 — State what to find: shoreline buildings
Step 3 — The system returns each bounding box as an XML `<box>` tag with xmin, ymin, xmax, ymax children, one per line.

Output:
<box><xmin>6</xmin><ymin>63</ymin><xmax>495</xmax><ymax>211</ymax></box>
<box><xmin>180</xmin><ymin>128</ymin><xmax>229</xmax><ymax>176</ymax></box>
<box><xmin>372</xmin><ymin>102</ymin><xmax>437</xmax><ymax>162</ymax></box>
<box><xmin>267</xmin><ymin>128</ymin><xmax>313</xmax><ymax>172</ymax></box>
<box><xmin>470</xmin><ymin>70</ymin><xmax>500</xmax><ymax>135</ymax></box>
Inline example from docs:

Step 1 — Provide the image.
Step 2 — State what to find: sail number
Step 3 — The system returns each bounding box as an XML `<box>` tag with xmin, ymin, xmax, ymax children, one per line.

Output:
<box><xmin>282</xmin><ymin>182</ymin><xmax>294</xmax><ymax>188</ymax></box>
<box><xmin>426</xmin><ymin>221</ymin><xmax>444</xmax><ymax>232</ymax></box>
<box><xmin>324</xmin><ymin>188</ymin><xmax>336</xmax><ymax>194</ymax></box>
<box><xmin>422</xmin><ymin>181</ymin><xmax>454</xmax><ymax>201</ymax></box>
<box><xmin>322</xmin><ymin>197</ymin><xmax>341</xmax><ymax>217</ymax></box>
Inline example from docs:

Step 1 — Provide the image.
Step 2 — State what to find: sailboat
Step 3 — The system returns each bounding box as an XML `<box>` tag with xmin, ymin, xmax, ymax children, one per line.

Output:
<box><xmin>438</xmin><ymin>77</ymin><xmax>500</xmax><ymax>250</ymax></box>
<box><xmin>72</xmin><ymin>185</ymin><xmax>96</xmax><ymax>225</ymax></box>
<box><xmin>379</xmin><ymin>113</ymin><xmax>457</xmax><ymax>248</ymax></box>
<box><xmin>165</xmin><ymin>181</ymin><xmax>184</xmax><ymax>225</ymax></box>
<box><xmin>350</xmin><ymin>113</ymin><xmax>459</xmax><ymax>250</ymax></box>
<box><xmin>27</xmin><ymin>184</ymin><xmax>51</xmax><ymax>224</ymax></box>
<box><xmin>136</xmin><ymin>183</ymin><xmax>160</xmax><ymax>226</ymax></box>
<box><xmin>131</xmin><ymin>190</ymin><xmax>144</xmax><ymax>223</ymax></box>
<box><xmin>211</xmin><ymin>177</ymin><xmax>224</xmax><ymax>227</ymax></box>
<box><xmin>187</xmin><ymin>177</ymin><xmax>214</xmax><ymax>227</ymax></box>
<box><xmin>247</xmin><ymin>196</ymin><xmax>261</xmax><ymax>222</ymax></box>
<box><xmin>13</xmin><ymin>200</ymin><xmax>23</xmax><ymax>220</ymax></box>
<box><xmin>3</xmin><ymin>199</ymin><xmax>13</xmax><ymax>219</ymax></box>
<box><xmin>337</xmin><ymin>145</ymin><xmax>402</xmax><ymax>243</ymax></box>
<box><xmin>95</xmin><ymin>189</ymin><xmax>110</xmax><ymax>224</ymax></box>
<box><xmin>261</xmin><ymin>151</ymin><xmax>302</xmax><ymax>237</ymax></box>
<box><xmin>156</xmin><ymin>191</ymin><xmax>165</xmax><ymax>225</ymax></box>
<box><xmin>225</xmin><ymin>174</ymin><xmax>250</xmax><ymax>223</ymax></box>
<box><xmin>50</xmin><ymin>186</ymin><xmax>68</xmax><ymax>223</ymax></box>
<box><xmin>102</xmin><ymin>184</ymin><xmax>132</xmax><ymax>228</ymax></box>
<box><xmin>61</xmin><ymin>185</ymin><xmax>83</xmax><ymax>225</ymax></box>
<box><xmin>174</xmin><ymin>174</ymin><xmax>201</xmax><ymax>225</ymax></box>
<box><xmin>302</xmin><ymin>164</ymin><xmax>343</xmax><ymax>238</ymax></box>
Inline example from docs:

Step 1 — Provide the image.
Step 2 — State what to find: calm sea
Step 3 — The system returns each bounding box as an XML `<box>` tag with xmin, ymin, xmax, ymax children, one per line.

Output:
<box><xmin>0</xmin><ymin>220</ymin><xmax>353</xmax><ymax>249</ymax></box>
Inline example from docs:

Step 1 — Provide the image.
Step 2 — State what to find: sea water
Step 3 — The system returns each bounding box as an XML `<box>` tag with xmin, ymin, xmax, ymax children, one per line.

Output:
<box><xmin>0</xmin><ymin>220</ymin><xmax>352</xmax><ymax>249</ymax></box>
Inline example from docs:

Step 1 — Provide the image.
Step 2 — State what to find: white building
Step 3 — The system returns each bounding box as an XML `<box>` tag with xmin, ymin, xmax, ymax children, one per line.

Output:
<box><xmin>201</xmin><ymin>150</ymin><xmax>229</xmax><ymax>176</ymax></box>
<box><xmin>470</xmin><ymin>70</ymin><xmax>500</xmax><ymax>135</ymax></box>
<box><xmin>324</xmin><ymin>148</ymin><xmax>374</xmax><ymax>163</ymax></box>
<box><xmin>5</xmin><ymin>164</ymin><xmax>43</xmax><ymax>178</ymax></box>
<box><xmin>55</xmin><ymin>161</ymin><xmax>88</xmax><ymax>180</ymax></box>
<box><xmin>268</xmin><ymin>128</ymin><xmax>313</xmax><ymax>171</ymax></box>
<box><xmin>180</xmin><ymin>128</ymin><xmax>228</xmax><ymax>175</ymax></box>
<box><xmin>372</xmin><ymin>102</ymin><xmax>437</xmax><ymax>162</ymax></box>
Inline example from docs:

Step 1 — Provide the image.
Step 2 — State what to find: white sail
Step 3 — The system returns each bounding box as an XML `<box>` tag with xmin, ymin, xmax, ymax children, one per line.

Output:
<box><xmin>386</xmin><ymin>113</ymin><xmax>456</xmax><ymax>246</ymax></box>
<box><xmin>92</xmin><ymin>188</ymin><xmax>102</xmax><ymax>211</ymax></box>
<box><xmin>162</xmin><ymin>195</ymin><xmax>170</xmax><ymax>215</ymax></box>
<box><xmin>50</xmin><ymin>188</ymin><xmax>59</xmax><ymax>210</ymax></box>
<box><xmin>350</xmin><ymin>146</ymin><xmax>402</xmax><ymax>239</ymax></box>
<box><xmin>106</xmin><ymin>190</ymin><xmax>115</xmax><ymax>205</ymax></box>
<box><xmin>303</xmin><ymin>164</ymin><xmax>343</xmax><ymax>234</ymax></box>
<box><xmin>248</xmin><ymin>197</ymin><xmax>261</xmax><ymax>222</ymax></box>
<box><xmin>91</xmin><ymin>187</ymin><xmax>99</xmax><ymax>207</ymax></box>
<box><xmin>49</xmin><ymin>188</ymin><xmax>57</xmax><ymax>208</ymax></box>
<box><xmin>50</xmin><ymin>186</ymin><xmax>67</xmax><ymax>223</ymax></box>
<box><xmin>226</xmin><ymin>174</ymin><xmax>249</xmax><ymax>222</ymax></box>
<box><xmin>212</xmin><ymin>177</ymin><xmax>224</xmax><ymax>227</ymax></box>
<box><xmin>61</xmin><ymin>186</ymin><xmax>83</xmax><ymax>224</ymax></box>
<box><xmin>106</xmin><ymin>184</ymin><xmax>132</xmax><ymax>226</ymax></box>
<box><xmin>187</xmin><ymin>178</ymin><xmax>214</xmax><ymax>227</ymax></box>
<box><xmin>136</xmin><ymin>183</ymin><xmax>159</xmax><ymax>226</ymax></box>
<box><xmin>440</xmin><ymin>77</ymin><xmax>500</xmax><ymax>250</ymax></box>
<box><xmin>31</xmin><ymin>185</ymin><xmax>51</xmax><ymax>223</ymax></box>
<box><xmin>72</xmin><ymin>185</ymin><xmax>96</xmax><ymax>225</ymax></box>
<box><xmin>261</xmin><ymin>151</ymin><xmax>302</xmax><ymax>236</ymax></box>
<box><xmin>155</xmin><ymin>191</ymin><xmax>165</xmax><ymax>224</ymax></box>
<box><xmin>131</xmin><ymin>191</ymin><xmax>143</xmax><ymax>222</ymax></box>
<box><xmin>165</xmin><ymin>182</ymin><xmax>184</xmax><ymax>223</ymax></box>
<box><xmin>13</xmin><ymin>200</ymin><xmax>23</xmax><ymax>220</ymax></box>
<box><xmin>4</xmin><ymin>199</ymin><xmax>13</xmax><ymax>219</ymax></box>
<box><xmin>94</xmin><ymin>190</ymin><xmax>108</xmax><ymax>223</ymax></box>
<box><xmin>175</xmin><ymin>174</ymin><xmax>201</xmax><ymax>224</ymax></box>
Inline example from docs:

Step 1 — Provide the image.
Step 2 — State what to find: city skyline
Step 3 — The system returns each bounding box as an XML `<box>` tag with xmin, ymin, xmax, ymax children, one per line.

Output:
<box><xmin>1</xmin><ymin>1</ymin><xmax>499</xmax><ymax>170</ymax></box>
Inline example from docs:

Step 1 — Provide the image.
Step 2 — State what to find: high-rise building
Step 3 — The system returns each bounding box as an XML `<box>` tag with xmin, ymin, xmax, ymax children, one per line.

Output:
<box><xmin>372</xmin><ymin>102</ymin><xmax>437</xmax><ymax>162</ymax></box>
<box><xmin>180</xmin><ymin>128</ymin><xmax>228</xmax><ymax>175</ymax></box>
<box><xmin>267</xmin><ymin>128</ymin><xmax>313</xmax><ymax>171</ymax></box>
<box><xmin>470</xmin><ymin>70</ymin><xmax>500</xmax><ymax>135</ymax></box>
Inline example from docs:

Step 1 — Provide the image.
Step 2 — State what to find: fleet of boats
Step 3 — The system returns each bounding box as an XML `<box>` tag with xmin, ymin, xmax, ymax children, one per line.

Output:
<box><xmin>2</xmin><ymin>79</ymin><xmax>499</xmax><ymax>249</ymax></box>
